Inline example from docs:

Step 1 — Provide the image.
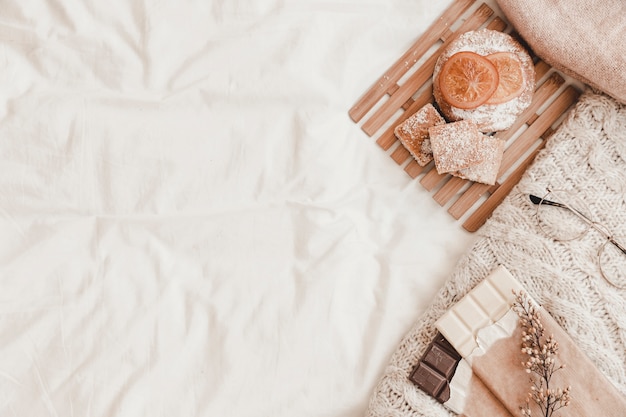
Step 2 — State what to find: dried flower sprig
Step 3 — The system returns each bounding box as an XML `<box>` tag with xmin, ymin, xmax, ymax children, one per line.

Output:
<box><xmin>512</xmin><ymin>291</ymin><xmax>571</xmax><ymax>417</ymax></box>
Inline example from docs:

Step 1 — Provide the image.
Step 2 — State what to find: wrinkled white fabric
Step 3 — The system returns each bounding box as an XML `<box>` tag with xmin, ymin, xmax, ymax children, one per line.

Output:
<box><xmin>0</xmin><ymin>0</ymin><xmax>476</xmax><ymax>416</ymax></box>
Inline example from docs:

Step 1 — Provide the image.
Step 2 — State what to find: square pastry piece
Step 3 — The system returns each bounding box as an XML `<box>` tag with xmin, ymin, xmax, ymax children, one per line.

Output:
<box><xmin>428</xmin><ymin>120</ymin><xmax>484</xmax><ymax>174</ymax></box>
<box><xmin>394</xmin><ymin>103</ymin><xmax>446</xmax><ymax>166</ymax></box>
<box><xmin>454</xmin><ymin>135</ymin><xmax>505</xmax><ymax>186</ymax></box>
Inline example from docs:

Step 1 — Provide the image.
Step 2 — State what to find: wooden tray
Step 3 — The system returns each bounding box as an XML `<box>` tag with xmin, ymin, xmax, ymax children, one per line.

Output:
<box><xmin>349</xmin><ymin>0</ymin><xmax>581</xmax><ymax>232</ymax></box>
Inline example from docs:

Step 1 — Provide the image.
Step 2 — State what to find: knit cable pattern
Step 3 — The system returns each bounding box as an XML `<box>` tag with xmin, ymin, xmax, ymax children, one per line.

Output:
<box><xmin>365</xmin><ymin>90</ymin><xmax>626</xmax><ymax>417</ymax></box>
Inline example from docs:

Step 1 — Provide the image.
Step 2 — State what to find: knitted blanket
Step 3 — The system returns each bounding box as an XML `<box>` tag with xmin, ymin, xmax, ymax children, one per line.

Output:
<box><xmin>365</xmin><ymin>90</ymin><xmax>626</xmax><ymax>416</ymax></box>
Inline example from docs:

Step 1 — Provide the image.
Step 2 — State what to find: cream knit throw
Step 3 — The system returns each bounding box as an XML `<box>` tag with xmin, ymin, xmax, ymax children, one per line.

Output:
<box><xmin>364</xmin><ymin>90</ymin><xmax>626</xmax><ymax>417</ymax></box>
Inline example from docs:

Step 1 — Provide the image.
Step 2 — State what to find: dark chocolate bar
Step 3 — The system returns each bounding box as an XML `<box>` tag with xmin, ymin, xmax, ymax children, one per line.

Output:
<box><xmin>409</xmin><ymin>332</ymin><xmax>461</xmax><ymax>402</ymax></box>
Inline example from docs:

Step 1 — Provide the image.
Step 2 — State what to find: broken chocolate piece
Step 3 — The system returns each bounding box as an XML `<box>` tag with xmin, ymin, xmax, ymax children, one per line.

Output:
<box><xmin>409</xmin><ymin>332</ymin><xmax>461</xmax><ymax>402</ymax></box>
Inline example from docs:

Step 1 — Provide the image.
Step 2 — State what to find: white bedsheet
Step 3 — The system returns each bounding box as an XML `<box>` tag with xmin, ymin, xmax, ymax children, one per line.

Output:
<box><xmin>0</xmin><ymin>0</ymin><xmax>478</xmax><ymax>415</ymax></box>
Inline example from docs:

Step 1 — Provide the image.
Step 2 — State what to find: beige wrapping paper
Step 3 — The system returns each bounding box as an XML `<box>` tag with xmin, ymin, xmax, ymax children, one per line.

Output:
<box><xmin>458</xmin><ymin>372</ymin><xmax>513</xmax><ymax>417</ymax></box>
<box><xmin>444</xmin><ymin>358</ymin><xmax>513</xmax><ymax>417</ymax></box>
<box><xmin>471</xmin><ymin>307</ymin><xmax>626</xmax><ymax>417</ymax></box>
<box><xmin>496</xmin><ymin>0</ymin><xmax>626</xmax><ymax>104</ymax></box>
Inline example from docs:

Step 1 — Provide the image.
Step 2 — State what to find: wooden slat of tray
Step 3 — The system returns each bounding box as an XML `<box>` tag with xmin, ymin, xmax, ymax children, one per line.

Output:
<box><xmin>404</xmin><ymin>160</ymin><xmax>426</xmax><ymax>179</ymax></box>
<box><xmin>462</xmin><ymin>137</ymin><xmax>548</xmax><ymax>232</ymax></box>
<box><xmin>361</xmin><ymin>6</ymin><xmax>502</xmax><ymax>136</ymax></box>
<box><xmin>348</xmin><ymin>0</ymin><xmax>475</xmax><ymax>123</ymax></box>
<box><xmin>349</xmin><ymin>0</ymin><xmax>581</xmax><ymax>232</ymax></box>
<box><xmin>376</xmin><ymin>87</ymin><xmax>433</xmax><ymax>151</ymax></box>
<box><xmin>420</xmin><ymin>168</ymin><xmax>447</xmax><ymax>191</ymax></box>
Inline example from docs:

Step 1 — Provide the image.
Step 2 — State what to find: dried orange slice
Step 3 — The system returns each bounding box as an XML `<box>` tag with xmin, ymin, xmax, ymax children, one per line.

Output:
<box><xmin>485</xmin><ymin>52</ymin><xmax>525</xmax><ymax>104</ymax></box>
<box><xmin>438</xmin><ymin>51</ymin><xmax>499</xmax><ymax>110</ymax></box>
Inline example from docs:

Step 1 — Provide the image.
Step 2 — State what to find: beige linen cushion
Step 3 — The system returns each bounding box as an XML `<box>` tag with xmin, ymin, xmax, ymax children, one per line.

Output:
<box><xmin>496</xmin><ymin>0</ymin><xmax>626</xmax><ymax>104</ymax></box>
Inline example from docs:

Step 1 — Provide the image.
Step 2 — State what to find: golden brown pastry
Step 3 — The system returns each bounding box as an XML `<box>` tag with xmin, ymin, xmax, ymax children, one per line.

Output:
<box><xmin>394</xmin><ymin>103</ymin><xmax>446</xmax><ymax>166</ymax></box>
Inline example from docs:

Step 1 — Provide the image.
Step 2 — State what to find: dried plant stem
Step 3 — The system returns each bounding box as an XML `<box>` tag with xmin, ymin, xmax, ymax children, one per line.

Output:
<box><xmin>512</xmin><ymin>291</ymin><xmax>571</xmax><ymax>417</ymax></box>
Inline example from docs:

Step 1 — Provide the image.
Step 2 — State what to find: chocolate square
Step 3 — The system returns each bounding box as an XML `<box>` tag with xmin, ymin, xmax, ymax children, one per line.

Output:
<box><xmin>433</xmin><ymin>333</ymin><xmax>460</xmax><ymax>357</ymax></box>
<box><xmin>423</xmin><ymin>343</ymin><xmax>460</xmax><ymax>379</ymax></box>
<box><xmin>438</xmin><ymin>383</ymin><xmax>451</xmax><ymax>403</ymax></box>
<box><xmin>410</xmin><ymin>362</ymin><xmax>447</xmax><ymax>398</ymax></box>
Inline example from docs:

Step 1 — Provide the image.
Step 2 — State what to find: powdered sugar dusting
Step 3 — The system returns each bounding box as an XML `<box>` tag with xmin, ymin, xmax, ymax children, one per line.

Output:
<box><xmin>429</xmin><ymin>119</ymin><xmax>484</xmax><ymax>174</ymax></box>
<box><xmin>455</xmin><ymin>134</ymin><xmax>505</xmax><ymax>185</ymax></box>
<box><xmin>450</xmin><ymin>100</ymin><xmax>521</xmax><ymax>132</ymax></box>
<box><xmin>433</xmin><ymin>29</ymin><xmax>536</xmax><ymax>132</ymax></box>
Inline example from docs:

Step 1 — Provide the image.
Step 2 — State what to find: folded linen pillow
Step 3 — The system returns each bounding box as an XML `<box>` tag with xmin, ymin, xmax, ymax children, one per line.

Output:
<box><xmin>495</xmin><ymin>0</ymin><xmax>626</xmax><ymax>104</ymax></box>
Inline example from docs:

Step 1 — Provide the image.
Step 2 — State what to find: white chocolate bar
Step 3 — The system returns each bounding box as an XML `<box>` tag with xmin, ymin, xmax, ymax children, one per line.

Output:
<box><xmin>435</xmin><ymin>266</ymin><xmax>524</xmax><ymax>358</ymax></box>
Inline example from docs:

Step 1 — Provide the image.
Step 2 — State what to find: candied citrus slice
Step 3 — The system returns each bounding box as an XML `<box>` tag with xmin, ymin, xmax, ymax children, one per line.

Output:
<box><xmin>438</xmin><ymin>51</ymin><xmax>499</xmax><ymax>110</ymax></box>
<box><xmin>485</xmin><ymin>52</ymin><xmax>525</xmax><ymax>104</ymax></box>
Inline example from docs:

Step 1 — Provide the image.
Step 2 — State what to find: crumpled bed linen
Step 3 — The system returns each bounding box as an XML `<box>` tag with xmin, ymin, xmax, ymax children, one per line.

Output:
<box><xmin>0</xmin><ymin>0</ymin><xmax>475</xmax><ymax>416</ymax></box>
